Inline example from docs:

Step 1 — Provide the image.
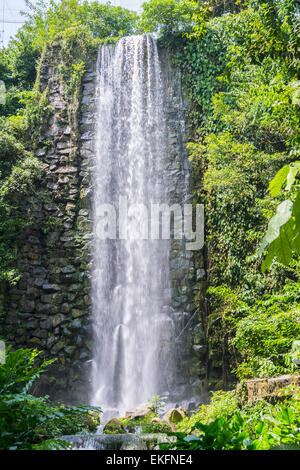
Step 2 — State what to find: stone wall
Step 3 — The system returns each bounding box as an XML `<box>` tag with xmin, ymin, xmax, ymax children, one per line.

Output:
<box><xmin>0</xmin><ymin>45</ymin><xmax>96</xmax><ymax>403</ymax></box>
<box><xmin>238</xmin><ymin>375</ymin><xmax>300</xmax><ymax>405</ymax></box>
<box><xmin>158</xmin><ymin>49</ymin><xmax>207</xmax><ymax>404</ymax></box>
<box><xmin>0</xmin><ymin>42</ymin><xmax>207</xmax><ymax>405</ymax></box>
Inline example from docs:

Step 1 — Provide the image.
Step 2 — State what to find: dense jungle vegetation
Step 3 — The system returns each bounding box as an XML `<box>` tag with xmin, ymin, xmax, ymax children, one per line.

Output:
<box><xmin>0</xmin><ymin>0</ymin><xmax>299</xmax><ymax>450</ymax></box>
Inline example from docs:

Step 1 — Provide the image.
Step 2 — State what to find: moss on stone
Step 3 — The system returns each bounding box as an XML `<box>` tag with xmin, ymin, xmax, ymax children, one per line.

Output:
<box><xmin>103</xmin><ymin>418</ymin><xmax>126</xmax><ymax>435</ymax></box>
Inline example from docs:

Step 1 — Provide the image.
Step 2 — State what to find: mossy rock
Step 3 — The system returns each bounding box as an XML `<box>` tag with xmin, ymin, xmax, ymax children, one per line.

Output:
<box><xmin>142</xmin><ymin>419</ymin><xmax>172</xmax><ymax>434</ymax></box>
<box><xmin>125</xmin><ymin>403</ymin><xmax>154</xmax><ymax>421</ymax></box>
<box><xmin>103</xmin><ymin>418</ymin><xmax>126</xmax><ymax>435</ymax></box>
<box><xmin>163</xmin><ymin>408</ymin><xmax>184</xmax><ymax>425</ymax></box>
<box><xmin>119</xmin><ymin>412</ymin><xmax>156</xmax><ymax>428</ymax></box>
<box><xmin>82</xmin><ymin>410</ymin><xmax>101</xmax><ymax>432</ymax></box>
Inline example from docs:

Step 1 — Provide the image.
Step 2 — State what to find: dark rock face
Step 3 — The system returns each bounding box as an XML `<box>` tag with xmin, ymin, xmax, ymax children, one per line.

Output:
<box><xmin>158</xmin><ymin>48</ymin><xmax>207</xmax><ymax>402</ymax></box>
<box><xmin>0</xmin><ymin>48</ymin><xmax>97</xmax><ymax>404</ymax></box>
<box><xmin>0</xmin><ymin>43</ymin><xmax>207</xmax><ymax>404</ymax></box>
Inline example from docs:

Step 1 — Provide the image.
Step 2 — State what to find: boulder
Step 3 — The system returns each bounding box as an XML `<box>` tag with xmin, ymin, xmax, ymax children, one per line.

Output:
<box><xmin>103</xmin><ymin>418</ymin><xmax>126</xmax><ymax>435</ymax></box>
<box><xmin>151</xmin><ymin>417</ymin><xmax>161</xmax><ymax>425</ymax></box>
<box><xmin>163</xmin><ymin>407</ymin><xmax>187</xmax><ymax>425</ymax></box>
<box><xmin>238</xmin><ymin>374</ymin><xmax>300</xmax><ymax>405</ymax></box>
<box><xmin>177</xmin><ymin>406</ymin><xmax>189</xmax><ymax>418</ymax></box>
<box><xmin>125</xmin><ymin>403</ymin><xmax>152</xmax><ymax>420</ymax></box>
<box><xmin>150</xmin><ymin>418</ymin><xmax>173</xmax><ymax>433</ymax></box>
<box><xmin>82</xmin><ymin>410</ymin><xmax>101</xmax><ymax>432</ymax></box>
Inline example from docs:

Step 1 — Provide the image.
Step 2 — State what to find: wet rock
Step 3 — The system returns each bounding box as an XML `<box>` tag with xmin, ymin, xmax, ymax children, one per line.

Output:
<box><xmin>65</xmin><ymin>346</ymin><xmax>76</xmax><ymax>356</ymax></box>
<box><xmin>51</xmin><ymin>341</ymin><xmax>65</xmax><ymax>354</ymax></box>
<box><xmin>239</xmin><ymin>374</ymin><xmax>300</xmax><ymax>405</ymax></box>
<box><xmin>61</xmin><ymin>265</ymin><xmax>76</xmax><ymax>274</ymax></box>
<box><xmin>52</xmin><ymin>314</ymin><xmax>66</xmax><ymax>328</ymax></box>
<box><xmin>177</xmin><ymin>406</ymin><xmax>189</xmax><ymax>418</ymax></box>
<box><xmin>72</xmin><ymin>309</ymin><xmax>84</xmax><ymax>318</ymax></box>
<box><xmin>28</xmin><ymin>337</ymin><xmax>43</xmax><ymax>347</ymax></box>
<box><xmin>163</xmin><ymin>408</ymin><xmax>184</xmax><ymax>425</ymax></box>
<box><xmin>20</xmin><ymin>300</ymin><xmax>35</xmax><ymax>313</ymax></box>
<box><xmin>32</xmin><ymin>328</ymin><xmax>48</xmax><ymax>339</ymax></box>
<box><xmin>103</xmin><ymin>418</ymin><xmax>126</xmax><ymax>435</ymax></box>
<box><xmin>60</xmin><ymin>434</ymin><xmax>148</xmax><ymax>450</ymax></box>
<box><xmin>125</xmin><ymin>403</ymin><xmax>152</xmax><ymax>420</ymax></box>
<box><xmin>70</xmin><ymin>319</ymin><xmax>82</xmax><ymax>329</ymax></box>
<box><xmin>196</xmin><ymin>269</ymin><xmax>206</xmax><ymax>280</ymax></box>
<box><xmin>42</xmin><ymin>284</ymin><xmax>61</xmax><ymax>292</ymax></box>
<box><xmin>121</xmin><ymin>436</ymin><xmax>147</xmax><ymax>450</ymax></box>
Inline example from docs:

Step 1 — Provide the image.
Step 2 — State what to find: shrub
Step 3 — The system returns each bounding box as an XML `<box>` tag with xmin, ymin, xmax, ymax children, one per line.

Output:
<box><xmin>0</xmin><ymin>348</ymin><xmax>101</xmax><ymax>450</ymax></box>
<box><xmin>161</xmin><ymin>391</ymin><xmax>300</xmax><ymax>450</ymax></box>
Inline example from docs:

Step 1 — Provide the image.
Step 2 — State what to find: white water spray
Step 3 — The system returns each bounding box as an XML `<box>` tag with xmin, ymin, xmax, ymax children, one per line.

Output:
<box><xmin>91</xmin><ymin>36</ymin><xmax>172</xmax><ymax>414</ymax></box>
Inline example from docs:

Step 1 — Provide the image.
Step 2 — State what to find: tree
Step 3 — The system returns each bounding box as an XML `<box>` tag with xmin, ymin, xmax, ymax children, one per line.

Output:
<box><xmin>138</xmin><ymin>0</ymin><xmax>209</xmax><ymax>38</ymax></box>
<box><xmin>0</xmin><ymin>0</ymin><xmax>139</xmax><ymax>117</ymax></box>
<box><xmin>21</xmin><ymin>0</ymin><xmax>138</xmax><ymax>50</ymax></box>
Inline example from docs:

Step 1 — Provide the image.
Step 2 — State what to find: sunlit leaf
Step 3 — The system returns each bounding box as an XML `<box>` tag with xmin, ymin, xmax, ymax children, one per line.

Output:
<box><xmin>259</xmin><ymin>199</ymin><xmax>293</xmax><ymax>255</ymax></box>
<box><xmin>286</xmin><ymin>166</ymin><xmax>298</xmax><ymax>191</ymax></box>
<box><xmin>268</xmin><ymin>165</ymin><xmax>290</xmax><ymax>197</ymax></box>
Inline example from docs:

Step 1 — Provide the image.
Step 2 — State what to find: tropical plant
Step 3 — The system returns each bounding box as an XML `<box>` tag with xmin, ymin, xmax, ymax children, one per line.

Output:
<box><xmin>259</xmin><ymin>162</ymin><xmax>300</xmax><ymax>271</ymax></box>
<box><xmin>138</xmin><ymin>0</ymin><xmax>208</xmax><ymax>39</ymax></box>
<box><xmin>160</xmin><ymin>398</ymin><xmax>300</xmax><ymax>450</ymax></box>
<box><xmin>22</xmin><ymin>0</ymin><xmax>138</xmax><ymax>50</ymax></box>
<box><xmin>0</xmin><ymin>348</ymin><xmax>101</xmax><ymax>450</ymax></box>
<box><xmin>147</xmin><ymin>395</ymin><xmax>168</xmax><ymax>416</ymax></box>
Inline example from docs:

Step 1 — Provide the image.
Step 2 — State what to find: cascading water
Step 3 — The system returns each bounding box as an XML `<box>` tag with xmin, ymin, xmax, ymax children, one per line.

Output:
<box><xmin>91</xmin><ymin>35</ymin><xmax>173</xmax><ymax>415</ymax></box>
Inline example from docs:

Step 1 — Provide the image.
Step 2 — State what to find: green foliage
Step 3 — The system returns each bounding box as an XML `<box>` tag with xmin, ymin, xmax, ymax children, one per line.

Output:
<box><xmin>208</xmin><ymin>281</ymin><xmax>300</xmax><ymax>379</ymax></box>
<box><xmin>0</xmin><ymin>20</ymin><xmax>110</xmax><ymax>287</ymax></box>
<box><xmin>22</xmin><ymin>0</ymin><xmax>138</xmax><ymax>50</ymax></box>
<box><xmin>160</xmin><ymin>388</ymin><xmax>300</xmax><ymax>450</ymax></box>
<box><xmin>147</xmin><ymin>395</ymin><xmax>168</xmax><ymax>415</ymax></box>
<box><xmin>160</xmin><ymin>409</ymin><xmax>300</xmax><ymax>450</ymax></box>
<box><xmin>0</xmin><ymin>347</ymin><xmax>54</xmax><ymax>395</ymax></box>
<box><xmin>142</xmin><ymin>422</ymin><xmax>172</xmax><ymax>434</ymax></box>
<box><xmin>171</xmin><ymin>1</ymin><xmax>300</xmax><ymax>384</ymax></box>
<box><xmin>119</xmin><ymin>412</ymin><xmax>156</xmax><ymax>428</ymax></box>
<box><xmin>161</xmin><ymin>414</ymin><xmax>255</xmax><ymax>450</ymax></box>
<box><xmin>203</xmin><ymin>132</ymin><xmax>286</xmax><ymax>195</ymax></box>
<box><xmin>194</xmin><ymin>131</ymin><xmax>288</xmax><ymax>289</ymax></box>
<box><xmin>138</xmin><ymin>0</ymin><xmax>208</xmax><ymax>39</ymax></box>
<box><xmin>167</xmin><ymin>15</ymin><xmax>230</xmax><ymax>126</ymax></box>
<box><xmin>50</xmin><ymin>25</ymin><xmax>95</xmax><ymax>135</ymax></box>
<box><xmin>0</xmin><ymin>130</ymin><xmax>31</xmax><ymax>179</ymax></box>
<box><xmin>0</xmin><ymin>32</ymin><xmax>39</xmax><ymax>117</ymax></box>
<box><xmin>237</xmin><ymin>0</ymin><xmax>299</xmax><ymax>69</ymax></box>
<box><xmin>234</xmin><ymin>308</ymin><xmax>300</xmax><ymax>378</ymax></box>
<box><xmin>0</xmin><ymin>128</ymin><xmax>43</xmax><ymax>283</ymax></box>
<box><xmin>207</xmin><ymin>285</ymin><xmax>247</xmax><ymax>320</ymax></box>
<box><xmin>0</xmin><ymin>0</ymin><xmax>138</xmax><ymax>118</ymax></box>
<box><xmin>291</xmin><ymin>340</ymin><xmax>300</xmax><ymax>367</ymax></box>
<box><xmin>259</xmin><ymin>162</ymin><xmax>300</xmax><ymax>271</ymax></box>
<box><xmin>0</xmin><ymin>1</ymin><xmax>298</xmax><ymax>453</ymax></box>
<box><xmin>0</xmin><ymin>348</ymin><xmax>101</xmax><ymax>450</ymax></box>
<box><xmin>177</xmin><ymin>390</ymin><xmax>239</xmax><ymax>434</ymax></box>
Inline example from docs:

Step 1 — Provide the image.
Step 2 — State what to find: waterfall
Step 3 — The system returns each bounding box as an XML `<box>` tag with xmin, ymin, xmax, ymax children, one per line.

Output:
<box><xmin>91</xmin><ymin>35</ymin><xmax>172</xmax><ymax>415</ymax></box>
